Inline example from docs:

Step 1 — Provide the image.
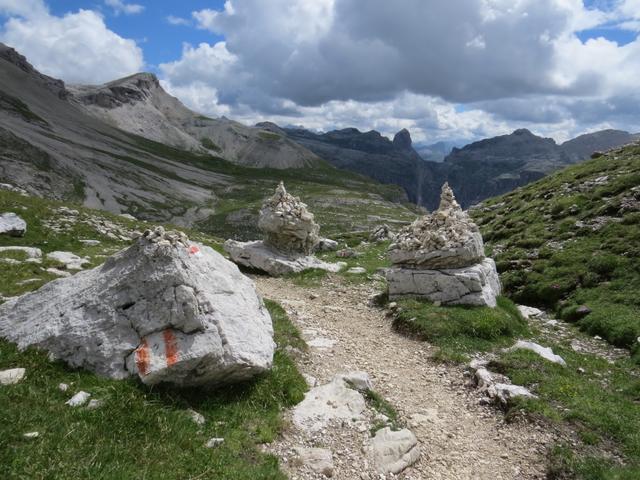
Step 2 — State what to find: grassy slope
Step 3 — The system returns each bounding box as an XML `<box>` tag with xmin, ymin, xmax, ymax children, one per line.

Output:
<box><xmin>0</xmin><ymin>191</ymin><xmax>307</xmax><ymax>479</ymax></box>
<box><xmin>471</xmin><ymin>144</ymin><xmax>640</xmax><ymax>356</ymax></box>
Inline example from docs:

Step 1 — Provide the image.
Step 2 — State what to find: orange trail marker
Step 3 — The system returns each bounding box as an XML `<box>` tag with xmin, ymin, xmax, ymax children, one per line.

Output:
<box><xmin>163</xmin><ymin>329</ymin><xmax>179</xmax><ymax>366</ymax></box>
<box><xmin>135</xmin><ymin>338</ymin><xmax>150</xmax><ymax>376</ymax></box>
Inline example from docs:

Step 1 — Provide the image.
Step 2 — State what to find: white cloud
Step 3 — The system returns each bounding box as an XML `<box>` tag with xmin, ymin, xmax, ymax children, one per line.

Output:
<box><xmin>0</xmin><ymin>0</ymin><xmax>144</xmax><ymax>84</ymax></box>
<box><xmin>104</xmin><ymin>0</ymin><xmax>144</xmax><ymax>16</ymax></box>
<box><xmin>166</xmin><ymin>15</ymin><xmax>190</xmax><ymax>26</ymax></box>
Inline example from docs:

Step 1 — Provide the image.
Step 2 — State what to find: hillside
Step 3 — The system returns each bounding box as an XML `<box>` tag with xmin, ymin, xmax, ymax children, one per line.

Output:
<box><xmin>471</xmin><ymin>142</ymin><xmax>640</xmax><ymax>355</ymax></box>
<box><xmin>0</xmin><ymin>44</ymin><xmax>417</xmax><ymax>238</ymax></box>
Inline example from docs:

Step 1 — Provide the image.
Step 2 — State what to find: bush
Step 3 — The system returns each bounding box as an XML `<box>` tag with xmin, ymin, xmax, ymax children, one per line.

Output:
<box><xmin>587</xmin><ymin>254</ymin><xmax>620</xmax><ymax>277</ymax></box>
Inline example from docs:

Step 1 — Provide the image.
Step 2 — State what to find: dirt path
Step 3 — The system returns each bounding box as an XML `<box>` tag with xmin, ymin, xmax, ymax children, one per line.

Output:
<box><xmin>255</xmin><ymin>275</ymin><xmax>555</xmax><ymax>480</ymax></box>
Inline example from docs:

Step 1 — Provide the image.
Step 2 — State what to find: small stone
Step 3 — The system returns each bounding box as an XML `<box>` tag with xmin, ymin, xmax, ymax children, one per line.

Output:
<box><xmin>0</xmin><ymin>367</ymin><xmax>26</xmax><ymax>385</ymax></box>
<box><xmin>508</xmin><ymin>340</ymin><xmax>566</xmax><ymax>366</ymax></box>
<box><xmin>346</xmin><ymin>267</ymin><xmax>367</xmax><ymax>274</ymax></box>
<box><xmin>79</xmin><ymin>240</ymin><xmax>101</xmax><ymax>246</ymax></box>
<box><xmin>205</xmin><ymin>437</ymin><xmax>224</xmax><ymax>448</ymax></box>
<box><xmin>66</xmin><ymin>391</ymin><xmax>91</xmax><ymax>407</ymax></box>
<box><xmin>188</xmin><ymin>409</ymin><xmax>206</xmax><ymax>425</ymax></box>
<box><xmin>0</xmin><ymin>212</ymin><xmax>27</xmax><ymax>237</ymax></box>
<box><xmin>58</xmin><ymin>383</ymin><xmax>69</xmax><ymax>392</ymax></box>
<box><xmin>23</xmin><ymin>432</ymin><xmax>39</xmax><ymax>438</ymax></box>
<box><xmin>87</xmin><ymin>399</ymin><xmax>104</xmax><ymax>409</ymax></box>
<box><xmin>368</xmin><ymin>427</ymin><xmax>420</xmax><ymax>474</ymax></box>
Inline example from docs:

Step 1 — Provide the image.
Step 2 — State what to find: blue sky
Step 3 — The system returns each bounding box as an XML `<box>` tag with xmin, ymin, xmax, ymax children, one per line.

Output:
<box><xmin>1</xmin><ymin>0</ymin><xmax>639</xmax><ymax>143</ymax></box>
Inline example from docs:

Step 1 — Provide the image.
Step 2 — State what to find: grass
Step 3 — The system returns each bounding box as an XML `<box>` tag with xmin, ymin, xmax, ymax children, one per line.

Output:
<box><xmin>0</xmin><ymin>300</ymin><xmax>307</xmax><ymax>479</ymax></box>
<box><xmin>392</xmin><ymin>296</ymin><xmax>528</xmax><ymax>362</ymax></box>
<box><xmin>472</xmin><ymin>143</ymin><xmax>640</xmax><ymax>354</ymax></box>
<box><xmin>362</xmin><ymin>389</ymin><xmax>403</xmax><ymax>435</ymax></box>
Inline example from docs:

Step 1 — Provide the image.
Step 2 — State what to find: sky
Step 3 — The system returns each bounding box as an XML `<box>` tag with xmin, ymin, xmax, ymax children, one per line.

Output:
<box><xmin>1</xmin><ymin>0</ymin><xmax>639</xmax><ymax>144</ymax></box>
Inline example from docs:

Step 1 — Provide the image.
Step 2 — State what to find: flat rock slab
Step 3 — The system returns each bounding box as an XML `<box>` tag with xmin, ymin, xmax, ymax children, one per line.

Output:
<box><xmin>385</xmin><ymin>258</ymin><xmax>501</xmax><ymax>307</ymax></box>
<box><xmin>0</xmin><ymin>228</ymin><xmax>275</xmax><ymax>387</ymax></box>
<box><xmin>224</xmin><ymin>239</ymin><xmax>343</xmax><ymax>277</ymax></box>
<box><xmin>0</xmin><ymin>246</ymin><xmax>42</xmax><ymax>258</ymax></box>
<box><xmin>46</xmin><ymin>251</ymin><xmax>90</xmax><ymax>270</ymax></box>
<box><xmin>368</xmin><ymin>427</ymin><xmax>420</xmax><ymax>474</ymax></box>
<box><xmin>292</xmin><ymin>376</ymin><xmax>366</xmax><ymax>432</ymax></box>
<box><xmin>0</xmin><ymin>367</ymin><xmax>26</xmax><ymax>385</ymax></box>
<box><xmin>293</xmin><ymin>447</ymin><xmax>334</xmax><ymax>477</ymax></box>
<box><xmin>509</xmin><ymin>340</ymin><xmax>567</xmax><ymax>366</ymax></box>
<box><xmin>0</xmin><ymin>213</ymin><xmax>27</xmax><ymax>237</ymax></box>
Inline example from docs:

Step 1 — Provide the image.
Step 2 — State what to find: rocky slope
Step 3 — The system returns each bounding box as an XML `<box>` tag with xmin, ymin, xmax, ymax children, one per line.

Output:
<box><xmin>0</xmin><ymin>44</ymin><xmax>416</xmax><ymax>238</ymax></box>
<box><xmin>471</xmin><ymin>142</ymin><xmax>640</xmax><ymax>356</ymax></box>
<box><xmin>284</xmin><ymin>125</ymin><xmax>638</xmax><ymax>210</ymax></box>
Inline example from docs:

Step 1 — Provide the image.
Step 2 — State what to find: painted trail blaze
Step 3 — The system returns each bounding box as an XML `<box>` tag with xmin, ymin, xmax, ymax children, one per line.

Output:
<box><xmin>135</xmin><ymin>338</ymin><xmax>150</xmax><ymax>376</ymax></box>
<box><xmin>163</xmin><ymin>329</ymin><xmax>179</xmax><ymax>366</ymax></box>
<box><xmin>188</xmin><ymin>245</ymin><xmax>200</xmax><ymax>256</ymax></box>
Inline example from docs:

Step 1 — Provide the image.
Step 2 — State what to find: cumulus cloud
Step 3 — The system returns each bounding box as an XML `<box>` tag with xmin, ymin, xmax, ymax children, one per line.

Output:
<box><xmin>0</xmin><ymin>0</ymin><xmax>144</xmax><ymax>84</ymax></box>
<box><xmin>105</xmin><ymin>0</ymin><xmax>144</xmax><ymax>16</ymax></box>
<box><xmin>166</xmin><ymin>15</ymin><xmax>190</xmax><ymax>26</ymax></box>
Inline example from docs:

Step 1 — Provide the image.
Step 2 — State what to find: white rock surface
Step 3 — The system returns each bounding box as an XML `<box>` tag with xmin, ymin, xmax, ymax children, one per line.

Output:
<box><xmin>338</xmin><ymin>371</ymin><xmax>373</xmax><ymax>391</ymax></box>
<box><xmin>87</xmin><ymin>399</ymin><xmax>104</xmax><ymax>409</ymax></box>
<box><xmin>292</xmin><ymin>376</ymin><xmax>366</xmax><ymax>432</ymax></box>
<box><xmin>368</xmin><ymin>427</ymin><xmax>420</xmax><ymax>474</ymax></box>
<box><xmin>206</xmin><ymin>437</ymin><xmax>225</xmax><ymax>448</ymax></box>
<box><xmin>0</xmin><ymin>246</ymin><xmax>42</xmax><ymax>258</ymax></box>
<box><xmin>46</xmin><ymin>251</ymin><xmax>90</xmax><ymax>270</ymax></box>
<box><xmin>224</xmin><ymin>240</ymin><xmax>342</xmax><ymax>277</ymax></box>
<box><xmin>58</xmin><ymin>383</ymin><xmax>69</xmax><ymax>392</ymax></box>
<box><xmin>66</xmin><ymin>391</ymin><xmax>91</xmax><ymax>407</ymax></box>
<box><xmin>188</xmin><ymin>409</ymin><xmax>206</xmax><ymax>425</ymax></box>
<box><xmin>0</xmin><ymin>367</ymin><xmax>25</xmax><ymax>385</ymax></box>
<box><xmin>386</xmin><ymin>258</ymin><xmax>501</xmax><ymax>307</ymax></box>
<box><xmin>0</xmin><ymin>212</ymin><xmax>27</xmax><ymax>236</ymax></box>
<box><xmin>294</xmin><ymin>447</ymin><xmax>334</xmax><ymax>477</ymax></box>
<box><xmin>316</xmin><ymin>238</ymin><xmax>338</xmax><ymax>252</ymax></box>
<box><xmin>346</xmin><ymin>267</ymin><xmax>366</xmax><ymax>274</ymax></box>
<box><xmin>509</xmin><ymin>340</ymin><xmax>567</xmax><ymax>366</ymax></box>
<box><xmin>493</xmin><ymin>383</ymin><xmax>536</xmax><ymax>404</ymax></box>
<box><xmin>79</xmin><ymin>239</ymin><xmax>101</xmax><ymax>246</ymax></box>
<box><xmin>46</xmin><ymin>268</ymin><xmax>72</xmax><ymax>277</ymax></box>
<box><xmin>517</xmin><ymin>305</ymin><xmax>544</xmax><ymax>319</ymax></box>
<box><xmin>0</xmin><ymin>227</ymin><xmax>275</xmax><ymax>387</ymax></box>
<box><xmin>23</xmin><ymin>432</ymin><xmax>39</xmax><ymax>438</ymax></box>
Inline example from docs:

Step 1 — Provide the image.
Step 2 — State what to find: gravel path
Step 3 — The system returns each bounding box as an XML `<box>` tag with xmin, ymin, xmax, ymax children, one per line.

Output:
<box><xmin>255</xmin><ymin>275</ymin><xmax>556</xmax><ymax>480</ymax></box>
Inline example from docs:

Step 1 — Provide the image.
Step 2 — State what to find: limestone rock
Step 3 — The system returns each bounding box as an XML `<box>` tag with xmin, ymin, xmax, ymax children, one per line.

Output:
<box><xmin>368</xmin><ymin>427</ymin><xmax>420</xmax><ymax>474</ymax></box>
<box><xmin>66</xmin><ymin>391</ymin><xmax>91</xmax><ymax>407</ymax></box>
<box><xmin>0</xmin><ymin>367</ymin><xmax>25</xmax><ymax>385</ymax></box>
<box><xmin>0</xmin><ymin>212</ymin><xmax>27</xmax><ymax>237</ymax></box>
<box><xmin>292</xmin><ymin>376</ymin><xmax>366</xmax><ymax>432</ymax></box>
<box><xmin>258</xmin><ymin>182</ymin><xmax>319</xmax><ymax>254</ymax></box>
<box><xmin>338</xmin><ymin>371</ymin><xmax>373</xmax><ymax>391</ymax></box>
<box><xmin>46</xmin><ymin>251</ymin><xmax>90</xmax><ymax>270</ymax></box>
<box><xmin>370</xmin><ymin>224</ymin><xmax>395</xmax><ymax>243</ymax></box>
<box><xmin>0</xmin><ymin>227</ymin><xmax>275</xmax><ymax>387</ymax></box>
<box><xmin>509</xmin><ymin>340</ymin><xmax>567</xmax><ymax>366</ymax></box>
<box><xmin>346</xmin><ymin>267</ymin><xmax>366</xmax><ymax>274</ymax></box>
<box><xmin>389</xmin><ymin>183</ymin><xmax>484</xmax><ymax>269</ymax></box>
<box><xmin>386</xmin><ymin>258</ymin><xmax>500</xmax><ymax>307</ymax></box>
<box><xmin>0</xmin><ymin>246</ymin><xmax>42</xmax><ymax>259</ymax></box>
<box><xmin>206</xmin><ymin>437</ymin><xmax>224</xmax><ymax>448</ymax></box>
<box><xmin>294</xmin><ymin>447</ymin><xmax>334</xmax><ymax>477</ymax></box>
<box><xmin>224</xmin><ymin>239</ymin><xmax>343</xmax><ymax>277</ymax></box>
<box><xmin>316</xmin><ymin>237</ymin><xmax>338</xmax><ymax>252</ymax></box>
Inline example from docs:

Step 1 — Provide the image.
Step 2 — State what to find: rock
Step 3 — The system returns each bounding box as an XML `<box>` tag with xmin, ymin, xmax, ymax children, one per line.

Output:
<box><xmin>224</xmin><ymin>239</ymin><xmax>342</xmax><ymax>276</ymax></box>
<box><xmin>0</xmin><ymin>246</ymin><xmax>42</xmax><ymax>259</ymax></box>
<box><xmin>338</xmin><ymin>371</ymin><xmax>373</xmax><ymax>391</ymax></box>
<box><xmin>205</xmin><ymin>437</ymin><xmax>225</xmax><ymax>448</ymax></box>
<box><xmin>517</xmin><ymin>305</ymin><xmax>544</xmax><ymax>319</ymax></box>
<box><xmin>23</xmin><ymin>432</ymin><xmax>39</xmax><ymax>438</ymax></box>
<box><xmin>0</xmin><ymin>183</ymin><xmax>28</xmax><ymax>195</ymax></box>
<box><xmin>385</xmin><ymin>258</ymin><xmax>500</xmax><ymax>307</ymax></box>
<box><xmin>336</xmin><ymin>248</ymin><xmax>360</xmax><ymax>258</ymax></box>
<box><xmin>66</xmin><ymin>391</ymin><xmax>91</xmax><ymax>407</ymax></box>
<box><xmin>294</xmin><ymin>447</ymin><xmax>334</xmax><ymax>477</ymax></box>
<box><xmin>0</xmin><ymin>367</ymin><xmax>26</xmax><ymax>385</ymax></box>
<box><xmin>575</xmin><ymin>305</ymin><xmax>592</xmax><ymax>318</ymax></box>
<box><xmin>493</xmin><ymin>383</ymin><xmax>536</xmax><ymax>404</ymax></box>
<box><xmin>0</xmin><ymin>227</ymin><xmax>275</xmax><ymax>387</ymax></box>
<box><xmin>368</xmin><ymin>427</ymin><xmax>420</xmax><ymax>474</ymax></box>
<box><xmin>370</xmin><ymin>224</ymin><xmax>395</xmax><ymax>243</ymax></box>
<box><xmin>474</xmin><ymin>367</ymin><xmax>494</xmax><ymax>390</ymax></box>
<box><xmin>346</xmin><ymin>267</ymin><xmax>366</xmax><ymax>274</ymax></box>
<box><xmin>307</xmin><ymin>337</ymin><xmax>337</xmax><ymax>349</ymax></box>
<box><xmin>386</xmin><ymin>184</ymin><xmax>501</xmax><ymax>306</ymax></box>
<box><xmin>87</xmin><ymin>399</ymin><xmax>104</xmax><ymax>409</ymax></box>
<box><xmin>258</xmin><ymin>182</ymin><xmax>319</xmax><ymax>254</ymax></box>
<box><xmin>292</xmin><ymin>376</ymin><xmax>366</xmax><ymax>432</ymax></box>
<box><xmin>46</xmin><ymin>251</ymin><xmax>90</xmax><ymax>270</ymax></box>
<box><xmin>58</xmin><ymin>383</ymin><xmax>69</xmax><ymax>391</ymax></box>
<box><xmin>0</xmin><ymin>212</ymin><xmax>27</xmax><ymax>237</ymax></box>
<box><xmin>316</xmin><ymin>238</ymin><xmax>338</xmax><ymax>252</ymax></box>
<box><xmin>302</xmin><ymin>373</ymin><xmax>317</xmax><ymax>387</ymax></box>
<box><xmin>118</xmin><ymin>214</ymin><xmax>137</xmax><ymax>221</ymax></box>
<box><xmin>46</xmin><ymin>268</ymin><xmax>72</xmax><ymax>277</ymax></box>
<box><xmin>389</xmin><ymin>184</ymin><xmax>484</xmax><ymax>268</ymax></box>
<box><xmin>188</xmin><ymin>409</ymin><xmax>206</xmax><ymax>425</ymax></box>
<box><xmin>79</xmin><ymin>239</ymin><xmax>101</xmax><ymax>246</ymax></box>
<box><xmin>509</xmin><ymin>340</ymin><xmax>567</xmax><ymax>366</ymax></box>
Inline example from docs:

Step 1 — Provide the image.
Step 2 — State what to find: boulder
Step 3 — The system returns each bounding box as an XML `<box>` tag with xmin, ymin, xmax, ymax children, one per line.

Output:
<box><xmin>0</xmin><ymin>367</ymin><xmax>26</xmax><ymax>385</ymax></box>
<box><xmin>386</xmin><ymin>258</ymin><xmax>500</xmax><ymax>307</ymax></box>
<box><xmin>224</xmin><ymin>240</ymin><xmax>343</xmax><ymax>276</ymax></box>
<box><xmin>258</xmin><ymin>181</ymin><xmax>319</xmax><ymax>254</ymax></box>
<box><xmin>316</xmin><ymin>237</ymin><xmax>338</xmax><ymax>252</ymax></box>
<box><xmin>0</xmin><ymin>212</ymin><xmax>27</xmax><ymax>237</ymax></box>
<box><xmin>292</xmin><ymin>375</ymin><xmax>366</xmax><ymax>432</ymax></box>
<box><xmin>46</xmin><ymin>251</ymin><xmax>90</xmax><ymax>270</ymax></box>
<box><xmin>385</xmin><ymin>183</ymin><xmax>500</xmax><ymax>307</ymax></box>
<box><xmin>368</xmin><ymin>427</ymin><xmax>420</xmax><ymax>474</ymax></box>
<box><xmin>0</xmin><ymin>227</ymin><xmax>275</xmax><ymax>387</ymax></box>
<box><xmin>370</xmin><ymin>224</ymin><xmax>395</xmax><ymax>243</ymax></box>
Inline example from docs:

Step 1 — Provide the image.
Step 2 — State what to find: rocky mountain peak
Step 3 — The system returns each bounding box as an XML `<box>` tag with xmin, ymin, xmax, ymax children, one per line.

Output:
<box><xmin>393</xmin><ymin>128</ymin><xmax>413</xmax><ymax>150</ymax></box>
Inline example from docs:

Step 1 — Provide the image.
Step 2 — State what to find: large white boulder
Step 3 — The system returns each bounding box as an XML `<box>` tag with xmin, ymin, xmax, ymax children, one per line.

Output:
<box><xmin>224</xmin><ymin>239</ymin><xmax>343</xmax><ymax>277</ymax></box>
<box><xmin>0</xmin><ymin>227</ymin><xmax>275</xmax><ymax>387</ymax></box>
<box><xmin>0</xmin><ymin>212</ymin><xmax>27</xmax><ymax>237</ymax></box>
<box><xmin>385</xmin><ymin>258</ymin><xmax>501</xmax><ymax>307</ymax></box>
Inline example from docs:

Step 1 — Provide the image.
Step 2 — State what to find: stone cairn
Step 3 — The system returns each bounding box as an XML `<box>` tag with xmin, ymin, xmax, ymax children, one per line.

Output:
<box><xmin>385</xmin><ymin>183</ymin><xmax>501</xmax><ymax>307</ymax></box>
<box><xmin>225</xmin><ymin>182</ymin><xmax>342</xmax><ymax>276</ymax></box>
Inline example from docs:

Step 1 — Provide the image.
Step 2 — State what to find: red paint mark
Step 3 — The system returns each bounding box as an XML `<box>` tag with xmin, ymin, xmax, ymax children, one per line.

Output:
<box><xmin>163</xmin><ymin>329</ymin><xmax>179</xmax><ymax>367</ymax></box>
<box><xmin>188</xmin><ymin>245</ymin><xmax>200</xmax><ymax>256</ymax></box>
<box><xmin>135</xmin><ymin>339</ymin><xmax>150</xmax><ymax>376</ymax></box>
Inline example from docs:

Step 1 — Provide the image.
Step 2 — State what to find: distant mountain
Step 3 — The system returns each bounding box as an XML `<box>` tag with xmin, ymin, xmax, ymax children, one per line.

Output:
<box><xmin>560</xmin><ymin>129</ymin><xmax>640</xmax><ymax>162</ymax></box>
<box><xmin>0</xmin><ymin>43</ymin><xmax>415</xmax><ymax>237</ymax></box>
<box><xmin>283</xmin><ymin>126</ymin><xmax>639</xmax><ymax>209</ymax></box>
<box><xmin>414</xmin><ymin>140</ymin><xmax>462</xmax><ymax>162</ymax></box>
<box><xmin>70</xmin><ymin>73</ymin><xmax>321</xmax><ymax>169</ymax></box>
